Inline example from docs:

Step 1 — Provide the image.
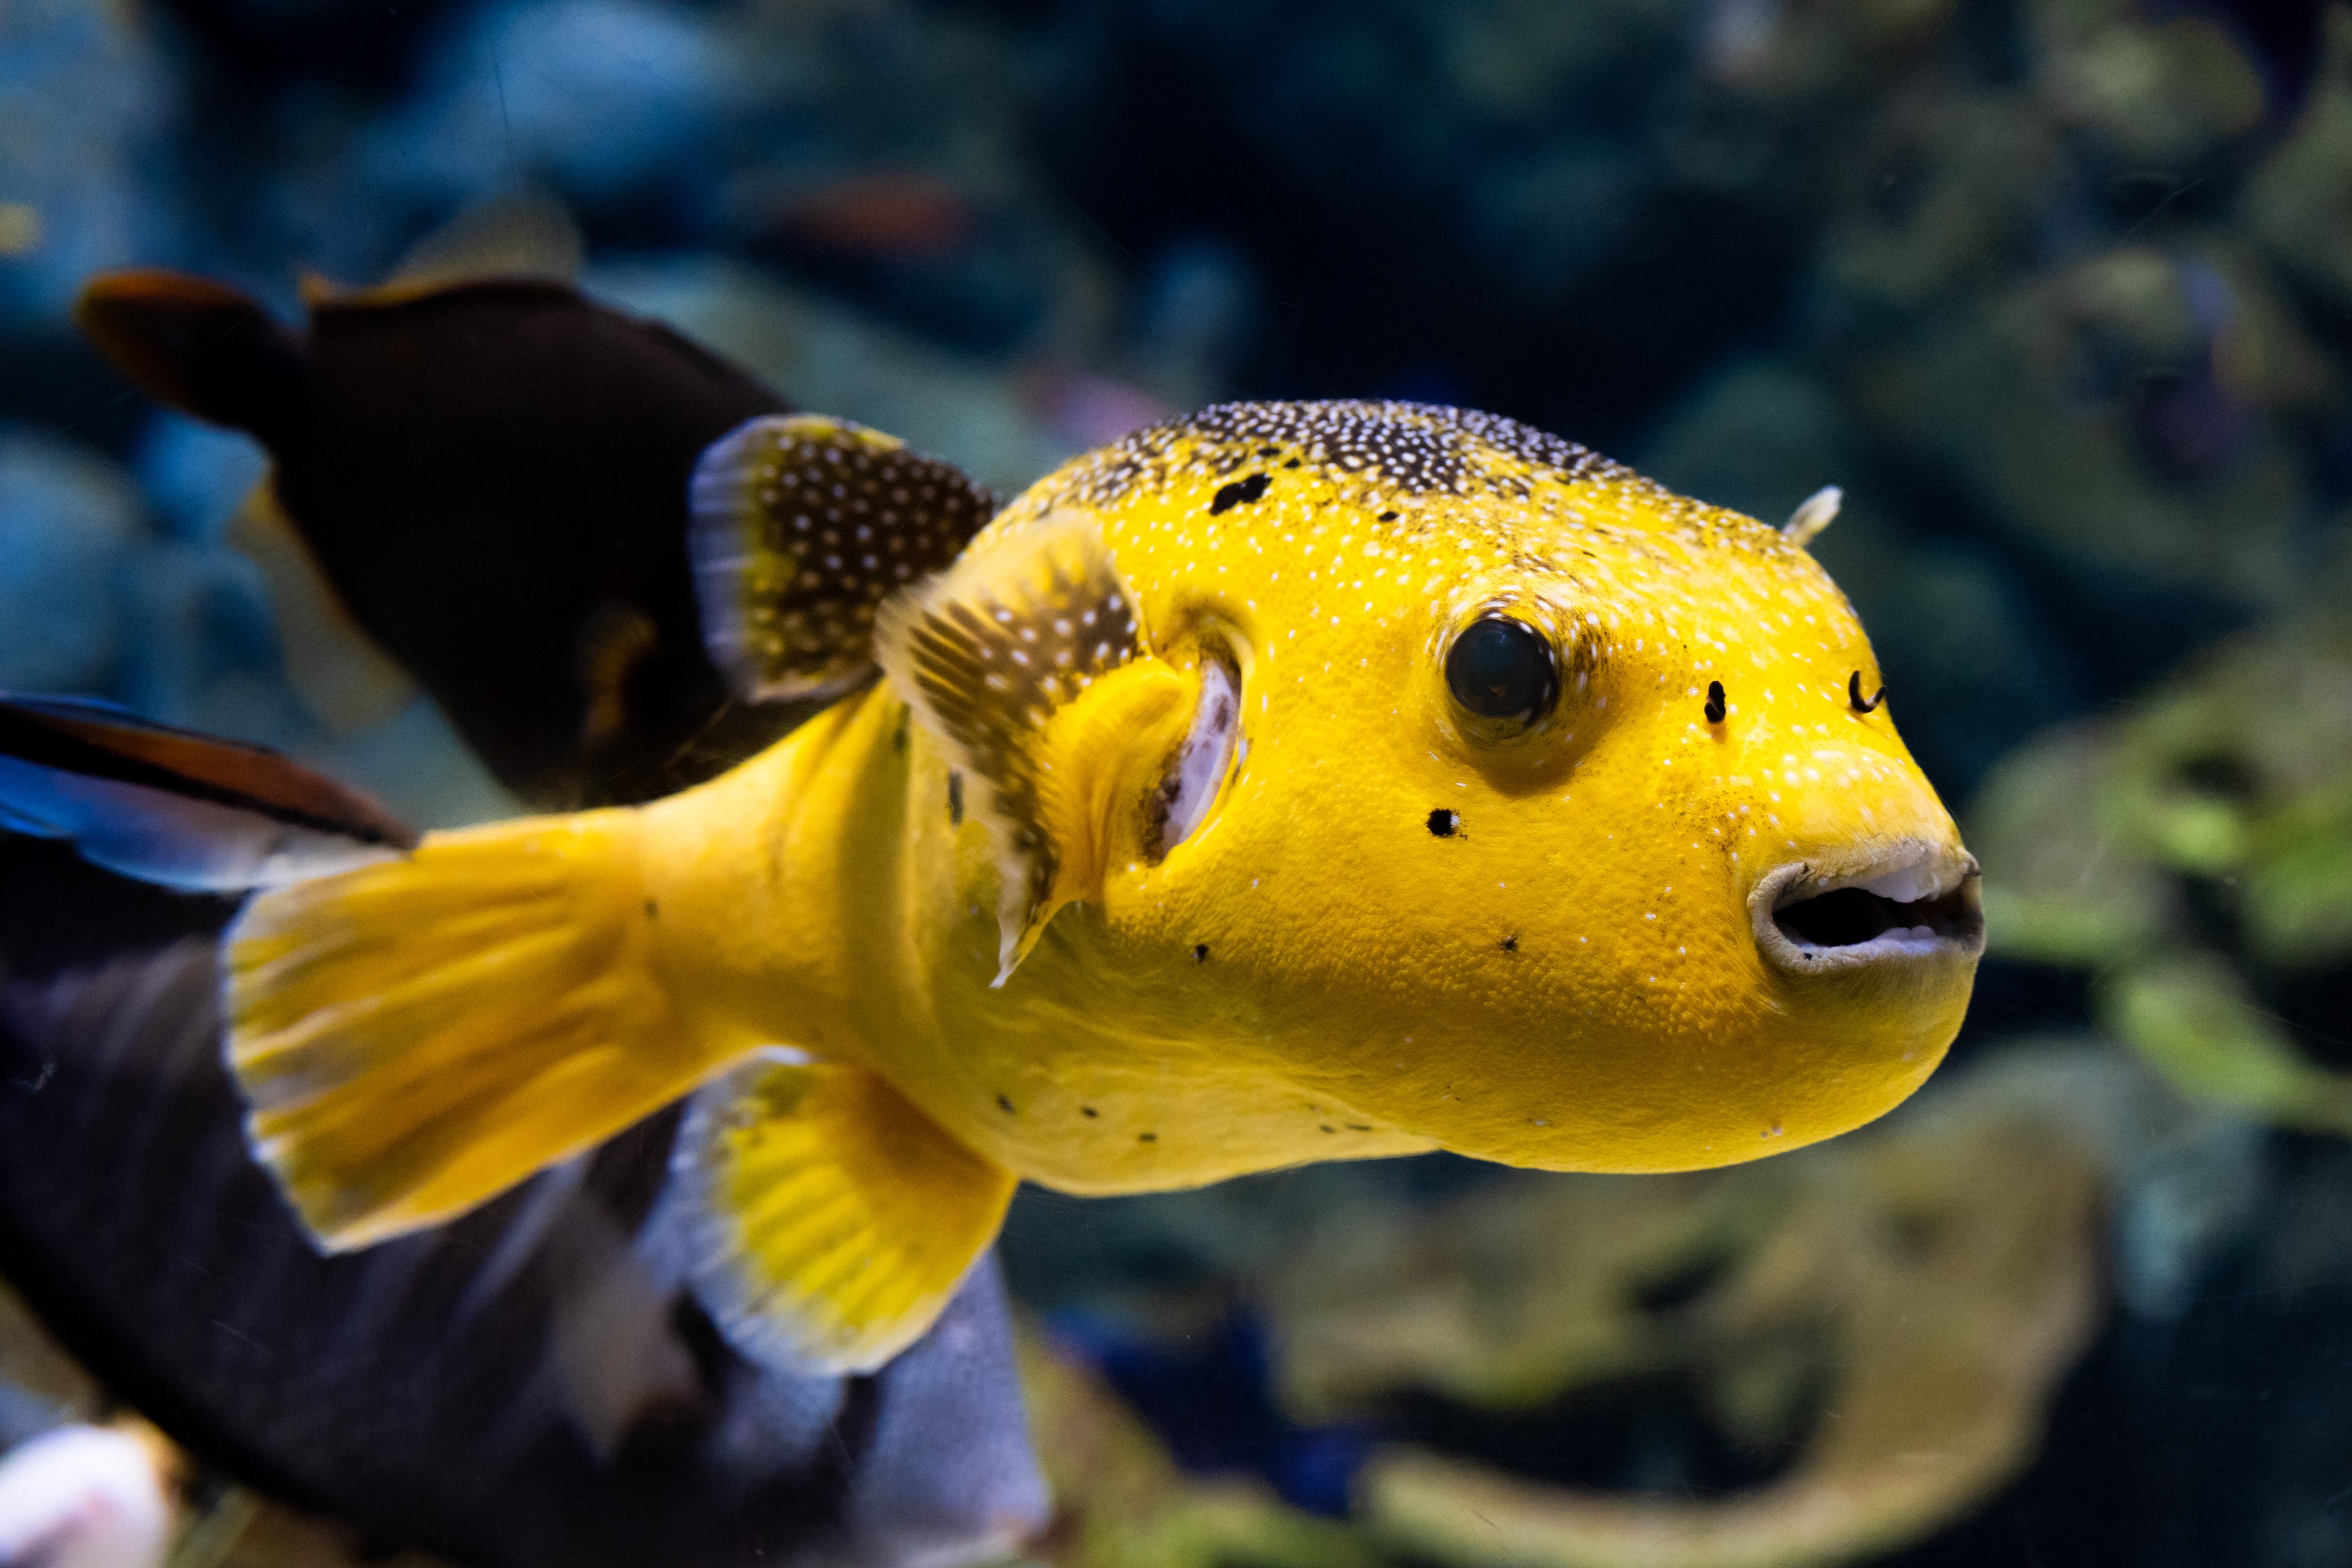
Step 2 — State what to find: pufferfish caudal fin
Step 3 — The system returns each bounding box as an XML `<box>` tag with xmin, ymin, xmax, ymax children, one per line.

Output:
<box><xmin>227</xmin><ymin>812</ymin><xmax>738</xmax><ymax>1249</ymax></box>
<box><xmin>875</xmin><ymin>509</ymin><xmax>1213</xmax><ymax>985</ymax></box>
<box><xmin>669</xmin><ymin>1056</ymin><xmax>1017</xmax><ymax>1375</ymax></box>
<box><xmin>690</xmin><ymin>414</ymin><xmax>995</xmax><ymax>703</ymax></box>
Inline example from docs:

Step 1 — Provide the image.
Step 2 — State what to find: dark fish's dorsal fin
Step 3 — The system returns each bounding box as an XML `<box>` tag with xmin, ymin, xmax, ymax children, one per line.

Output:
<box><xmin>0</xmin><ymin>696</ymin><xmax>416</xmax><ymax>891</ymax></box>
<box><xmin>383</xmin><ymin>191</ymin><xmax>586</xmax><ymax>295</ymax></box>
<box><xmin>877</xmin><ymin>510</ymin><xmax>1205</xmax><ymax>984</ymax></box>
<box><xmin>303</xmin><ymin>192</ymin><xmax>588</xmax><ymax>310</ymax></box>
<box><xmin>688</xmin><ymin>414</ymin><xmax>994</xmax><ymax>704</ymax></box>
<box><xmin>73</xmin><ymin>271</ymin><xmax>308</xmax><ymax>446</ymax></box>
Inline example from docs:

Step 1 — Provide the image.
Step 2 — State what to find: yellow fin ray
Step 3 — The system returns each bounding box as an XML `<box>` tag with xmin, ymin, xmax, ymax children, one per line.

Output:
<box><xmin>227</xmin><ymin>811</ymin><xmax>740</xmax><ymax>1250</ymax></box>
<box><xmin>673</xmin><ymin>1058</ymin><xmax>1015</xmax><ymax>1375</ymax></box>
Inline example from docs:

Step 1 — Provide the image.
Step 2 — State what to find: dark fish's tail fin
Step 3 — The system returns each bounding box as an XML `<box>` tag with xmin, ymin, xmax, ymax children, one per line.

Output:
<box><xmin>0</xmin><ymin>695</ymin><xmax>413</xmax><ymax>892</ymax></box>
<box><xmin>73</xmin><ymin>271</ymin><xmax>307</xmax><ymax>445</ymax></box>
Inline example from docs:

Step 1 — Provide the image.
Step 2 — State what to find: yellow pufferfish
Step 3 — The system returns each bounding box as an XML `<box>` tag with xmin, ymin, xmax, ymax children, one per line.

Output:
<box><xmin>226</xmin><ymin>399</ymin><xmax>1985</xmax><ymax>1376</ymax></box>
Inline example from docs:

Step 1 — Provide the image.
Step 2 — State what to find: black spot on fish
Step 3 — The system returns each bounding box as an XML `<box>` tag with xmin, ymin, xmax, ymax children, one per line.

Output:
<box><xmin>948</xmin><ymin>770</ymin><xmax>964</xmax><ymax>827</ymax></box>
<box><xmin>1193</xmin><ymin>943</ymin><xmax>1210</xmax><ymax>963</ymax></box>
<box><xmin>1138</xmin><ymin>1131</ymin><xmax>1158</xmax><ymax>1143</ymax></box>
<box><xmin>1705</xmin><ymin>680</ymin><xmax>1726</xmax><ymax>724</ymax></box>
<box><xmin>1257</xmin><ymin>446</ymin><xmax>1281</xmax><ymax>457</ymax></box>
<box><xmin>1379</xmin><ymin>510</ymin><xmax>1398</xmax><ymax>522</ymax></box>
<box><xmin>1209</xmin><ymin>473</ymin><xmax>1271</xmax><ymax>515</ymax></box>
<box><xmin>1081</xmin><ymin>1106</ymin><xmax>1098</xmax><ymax>1118</ymax></box>
<box><xmin>1282</xmin><ymin>458</ymin><xmax>1301</xmax><ymax>469</ymax></box>
<box><xmin>1320</xmin><ymin>1124</ymin><xmax>1336</xmax><ymax>1133</ymax></box>
<box><xmin>1428</xmin><ymin>808</ymin><xmax>1460</xmax><ymax>837</ymax></box>
<box><xmin>997</xmin><ymin>1093</ymin><xmax>1015</xmax><ymax>1114</ymax></box>
<box><xmin>1849</xmin><ymin>672</ymin><xmax>1884</xmax><ymax>714</ymax></box>
<box><xmin>644</xmin><ymin>899</ymin><xmax>659</xmax><ymax>920</ymax></box>
<box><xmin>1502</xmin><ymin>935</ymin><xmax>1518</xmax><ymax>952</ymax></box>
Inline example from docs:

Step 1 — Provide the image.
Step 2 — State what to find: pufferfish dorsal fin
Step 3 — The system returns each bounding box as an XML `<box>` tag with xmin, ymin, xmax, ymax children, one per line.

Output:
<box><xmin>875</xmin><ymin>509</ymin><xmax>1152</xmax><ymax>985</ymax></box>
<box><xmin>689</xmin><ymin>415</ymin><xmax>996</xmax><ymax>703</ymax></box>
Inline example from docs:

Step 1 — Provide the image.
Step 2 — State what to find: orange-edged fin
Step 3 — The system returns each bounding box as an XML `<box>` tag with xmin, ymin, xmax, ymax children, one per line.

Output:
<box><xmin>671</xmin><ymin>1056</ymin><xmax>1016</xmax><ymax>1375</ymax></box>
<box><xmin>227</xmin><ymin>811</ymin><xmax>738</xmax><ymax>1249</ymax></box>
<box><xmin>688</xmin><ymin>414</ymin><xmax>994</xmax><ymax>704</ymax></box>
<box><xmin>0</xmin><ymin>695</ymin><xmax>414</xmax><ymax>891</ymax></box>
<box><xmin>225</xmin><ymin>483</ymin><xmax>418</xmax><ymax>733</ymax></box>
<box><xmin>74</xmin><ymin>271</ymin><xmax>307</xmax><ymax>444</ymax></box>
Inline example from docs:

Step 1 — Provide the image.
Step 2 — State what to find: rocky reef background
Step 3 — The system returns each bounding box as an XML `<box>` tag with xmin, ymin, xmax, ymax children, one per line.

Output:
<box><xmin>8</xmin><ymin>0</ymin><xmax>2352</xmax><ymax>1563</ymax></box>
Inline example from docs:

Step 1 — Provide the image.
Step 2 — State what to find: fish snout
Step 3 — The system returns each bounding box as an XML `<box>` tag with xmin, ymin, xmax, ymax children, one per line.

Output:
<box><xmin>1748</xmin><ymin>844</ymin><xmax>1984</xmax><ymax>976</ymax></box>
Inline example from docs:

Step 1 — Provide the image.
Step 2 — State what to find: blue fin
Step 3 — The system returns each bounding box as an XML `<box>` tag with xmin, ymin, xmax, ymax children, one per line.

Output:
<box><xmin>0</xmin><ymin>695</ymin><xmax>415</xmax><ymax>891</ymax></box>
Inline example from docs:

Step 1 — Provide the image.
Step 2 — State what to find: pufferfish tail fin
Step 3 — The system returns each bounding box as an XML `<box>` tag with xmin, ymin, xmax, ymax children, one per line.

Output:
<box><xmin>669</xmin><ymin>1056</ymin><xmax>1016</xmax><ymax>1375</ymax></box>
<box><xmin>227</xmin><ymin>812</ymin><xmax>738</xmax><ymax>1250</ymax></box>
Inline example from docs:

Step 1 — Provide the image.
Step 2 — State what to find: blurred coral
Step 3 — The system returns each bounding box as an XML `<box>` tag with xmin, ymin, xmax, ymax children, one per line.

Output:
<box><xmin>1260</xmin><ymin>1053</ymin><xmax>2108</xmax><ymax>1568</ymax></box>
<box><xmin>1971</xmin><ymin>553</ymin><xmax>2352</xmax><ymax>1132</ymax></box>
<box><xmin>1021</xmin><ymin>1328</ymin><xmax>1377</xmax><ymax>1568</ymax></box>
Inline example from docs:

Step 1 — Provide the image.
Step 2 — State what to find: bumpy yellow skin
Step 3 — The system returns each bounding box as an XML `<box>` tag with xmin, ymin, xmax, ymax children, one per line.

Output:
<box><xmin>635</xmin><ymin>408</ymin><xmax>1976</xmax><ymax>1192</ymax></box>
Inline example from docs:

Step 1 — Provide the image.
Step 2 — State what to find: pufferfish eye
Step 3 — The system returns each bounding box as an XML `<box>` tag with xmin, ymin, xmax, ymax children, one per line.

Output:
<box><xmin>1445</xmin><ymin>616</ymin><xmax>1558</xmax><ymax>724</ymax></box>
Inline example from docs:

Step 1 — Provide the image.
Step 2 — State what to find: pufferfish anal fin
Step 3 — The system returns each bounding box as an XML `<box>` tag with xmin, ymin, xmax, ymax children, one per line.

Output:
<box><xmin>671</xmin><ymin>1056</ymin><xmax>1016</xmax><ymax>1376</ymax></box>
<box><xmin>877</xmin><ymin>510</ymin><xmax>1204</xmax><ymax>985</ymax></box>
<box><xmin>690</xmin><ymin>415</ymin><xmax>995</xmax><ymax>703</ymax></box>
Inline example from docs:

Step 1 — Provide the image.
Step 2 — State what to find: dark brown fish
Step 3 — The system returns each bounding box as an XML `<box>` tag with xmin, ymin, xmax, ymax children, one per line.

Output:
<box><xmin>76</xmin><ymin>270</ymin><xmax>803</xmax><ymax>807</ymax></box>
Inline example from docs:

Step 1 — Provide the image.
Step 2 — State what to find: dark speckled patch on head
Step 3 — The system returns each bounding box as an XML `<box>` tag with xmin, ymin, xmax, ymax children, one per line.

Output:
<box><xmin>691</xmin><ymin>414</ymin><xmax>995</xmax><ymax>703</ymax></box>
<box><xmin>1067</xmin><ymin>399</ymin><xmax>1629</xmax><ymax>506</ymax></box>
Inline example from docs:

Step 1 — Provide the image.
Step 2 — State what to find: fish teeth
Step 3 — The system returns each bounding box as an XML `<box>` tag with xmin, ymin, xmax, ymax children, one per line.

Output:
<box><xmin>1772</xmin><ymin>843</ymin><xmax>1974</xmax><ymax>912</ymax></box>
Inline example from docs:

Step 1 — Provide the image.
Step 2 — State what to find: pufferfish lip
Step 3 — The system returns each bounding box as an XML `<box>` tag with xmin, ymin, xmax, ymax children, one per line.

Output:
<box><xmin>1749</xmin><ymin>848</ymin><xmax>1985</xmax><ymax>975</ymax></box>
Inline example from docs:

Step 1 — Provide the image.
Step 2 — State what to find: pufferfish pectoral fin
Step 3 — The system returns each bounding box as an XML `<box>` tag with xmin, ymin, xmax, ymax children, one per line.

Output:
<box><xmin>875</xmin><ymin>509</ymin><xmax>1202</xmax><ymax>985</ymax></box>
<box><xmin>671</xmin><ymin>1056</ymin><xmax>1017</xmax><ymax>1376</ymax></box>
<box><xmin>689</xmin><ymin>415</ymin><xmax>996</xmax><ymax>704</ymax></box>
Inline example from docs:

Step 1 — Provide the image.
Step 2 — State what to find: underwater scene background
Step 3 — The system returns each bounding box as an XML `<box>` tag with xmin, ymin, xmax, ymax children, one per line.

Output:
<box><xmin>4</xmin><ymin>0</ymin><xmax>2352</xmax><ymax>1563</ymax></box>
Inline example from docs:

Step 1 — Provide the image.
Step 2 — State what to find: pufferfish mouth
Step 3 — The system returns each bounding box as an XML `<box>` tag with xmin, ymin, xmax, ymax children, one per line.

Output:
<box><xmin>1750</xmin><ymin>849</ymin><xmax>1984</xmax><ymax>975</ymax></box>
